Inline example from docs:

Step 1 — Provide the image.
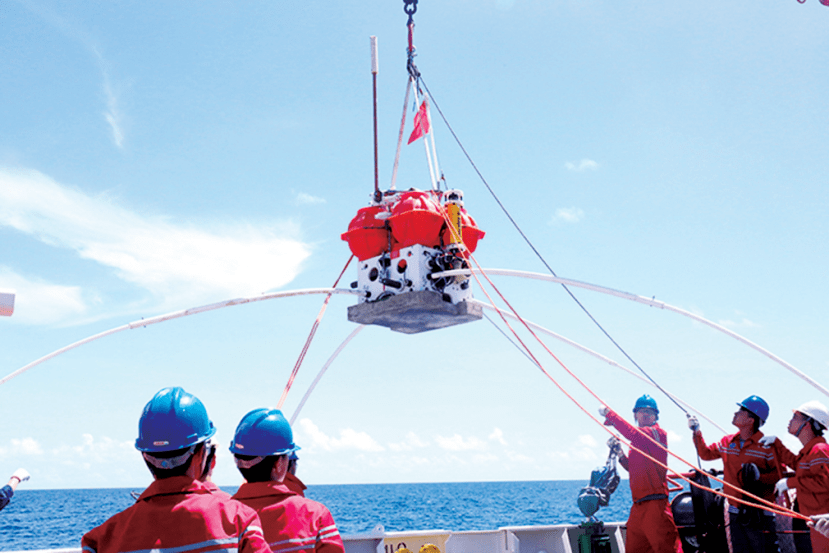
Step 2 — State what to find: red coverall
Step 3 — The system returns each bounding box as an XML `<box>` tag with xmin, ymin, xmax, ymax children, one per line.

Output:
<box><xmin>81</xmin><ymin>476</ymin><xmax>270</xmax><ymax>553</ymax></box>
<box><xmin>693</xmin><ymin>430</ymin><xmax>782</xmax><ymax>502</ymax></box>
<box><xmin>284</xmin><ymin>472</ymin><xmax>307</xmax><ymax>497</ymax></box>
<box><xmin>693</xmin><ymin>430</ymin><xmax>781</xmax><ymax>553</ymax></box>
<box><xmin>776</xmin><ymin>436</ymin><xmax>829</xmax><ymax>552</ymax></box>
<box><xmin>233</xmin><ymin>481</ymin><xmax>344</xmax><ymax>553</ymax></box>
<box><xmin>604</xmin><ymin>410</ymin><xmax>681</xmax><ymax>553</ymax></box>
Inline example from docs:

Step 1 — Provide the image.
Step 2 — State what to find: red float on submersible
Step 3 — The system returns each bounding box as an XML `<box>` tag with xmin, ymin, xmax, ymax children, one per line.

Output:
<box><xmin>341</xmin><ymin>188</ymin><xmax>485</xmax><ymax>334</ymax></box>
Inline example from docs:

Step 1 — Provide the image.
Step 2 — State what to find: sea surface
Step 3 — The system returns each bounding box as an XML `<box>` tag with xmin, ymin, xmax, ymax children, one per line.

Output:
<box><xmin>0</xmin><ymin>480</ymin><xmax>639</xmax><ymax>551</ymax></box>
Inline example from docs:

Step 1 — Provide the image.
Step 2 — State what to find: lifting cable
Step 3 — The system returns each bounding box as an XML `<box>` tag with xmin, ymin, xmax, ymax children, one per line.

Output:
<box><xmin>276</xmin><ymin>255</ymin><xmax>353</xmax><ymax>409</ymax></box>
<box><xmin>389</xmin><ymin>78</ymin><xmax>412</xmax><ymax>191</ymax></box>
<box><xmin>438</xmin><ymin>206</ymin><xmax>806</xmax><ymax>521</ymax></box>
<box><xmin>417</xmin><ymin>75</ymin><xmax>689</xmax><ymax>419</ymax></box>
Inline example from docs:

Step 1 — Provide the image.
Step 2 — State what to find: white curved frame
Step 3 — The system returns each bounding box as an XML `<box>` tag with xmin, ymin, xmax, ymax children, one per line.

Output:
<box><xmin>0</xmin><ymin>288</ymin><xmax>359</xmax><ymax>386</ymax></box>
<box><xmin>432</xmin><ymin>268</ymin><xmax>829</xmax><ymax>399</ymax></box>
<box><xmin>5</xmin><ymin>268</ymin><xmax>820</xmax><ymax>434</ymax></box>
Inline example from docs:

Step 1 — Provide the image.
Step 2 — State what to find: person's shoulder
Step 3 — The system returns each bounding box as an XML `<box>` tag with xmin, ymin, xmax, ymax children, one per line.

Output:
<box><xmin>810</xmin><ymin>437</ymin><xmax>829</xmax><ymax>455</ymax></box>
<box><xmin>82</xmin><ymin>501</ymin><xmax>139</xmax><ymax>542</ymax></box>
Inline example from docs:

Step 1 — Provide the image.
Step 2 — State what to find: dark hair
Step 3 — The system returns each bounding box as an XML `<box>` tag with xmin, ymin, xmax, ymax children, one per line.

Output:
<box><xmin>809</xmin><ymin>418</ymin><xmax>826</xmax><ymax>437</ymax></box>
<box><xmin>750</xmin><ymin>414</ymin><xmax>761</xmax><ymax>434</ymax></box>
<box><xmin>144</xmin><ymin>443</ymin><xmax>204</xmax><ymax>479</ymax></box>
<box><xmin>236</xmin><ymin>455</ymin><xmax>282</xmax><ymax>483</ymax></box>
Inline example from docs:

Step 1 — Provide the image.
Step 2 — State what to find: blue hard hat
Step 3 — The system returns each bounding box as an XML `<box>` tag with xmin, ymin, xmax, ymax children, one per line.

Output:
<box><xmin>229</xmin><ymin>408</ymin><xmax>299</xmax><ymax>457</ymax></box>
<box><xmin>135</xmin><ymin>387</ymin><xmax>216</xmax><ymax>453</ymax></box>
<box><xmin>633</xmin><ymin>394</ymin><xmax>659</xmax><ymax>414</ymax></box>
<box><xmin>737</xmin><ymin>395</ymin><xmax>769</xmax><ymax>426</ymax></box>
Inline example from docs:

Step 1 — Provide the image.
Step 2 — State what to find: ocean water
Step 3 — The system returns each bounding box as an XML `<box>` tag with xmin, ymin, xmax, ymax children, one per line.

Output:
<box><xmin>0</xmin><ymin>480</ymin><xmax>637</xmax><ymax>551</ymax></box>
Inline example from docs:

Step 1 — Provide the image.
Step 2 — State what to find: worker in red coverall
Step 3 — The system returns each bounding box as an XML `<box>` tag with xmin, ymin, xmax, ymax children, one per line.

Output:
<box><xmin>689</xmin><ymin>395</ymin><xmax>781</xmax><ymax>553</ymax></box>
<box><xmin>82</xmin><ymin>387</ymin><xmax>270</xmax><ymax>553</ymax></box>
<box><xmin>231</xmin><ymin>408</ymin><xmax>344</xmax><ymax>553</ymax></box>
<box><xmin>600</xmin><ymin>394</ymin><xmax>681</xmax><ymax>553</ymax></box>
<box><xmin>284</xmin><ymin>451</ymin><xmax>307</xmax><ymax>497</ymax></box>
<box><xmin>770</xmin><ymin>401</ymin><xmax>829</xmax><ymax>552</ymax></box>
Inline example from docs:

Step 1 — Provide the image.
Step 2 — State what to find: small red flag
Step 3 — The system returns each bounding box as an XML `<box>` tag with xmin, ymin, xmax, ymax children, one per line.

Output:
<box><xmin>407</xmin><ymin>99</ymin><xmax>431</xmax><ymax>144</ymax></box>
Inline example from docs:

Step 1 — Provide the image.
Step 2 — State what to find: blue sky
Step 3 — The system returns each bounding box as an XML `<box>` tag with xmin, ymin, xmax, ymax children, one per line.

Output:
<box><xmin>1</xmin><ymin>0</ymin><xmax>828</xmax><ymax>491</ymax></box>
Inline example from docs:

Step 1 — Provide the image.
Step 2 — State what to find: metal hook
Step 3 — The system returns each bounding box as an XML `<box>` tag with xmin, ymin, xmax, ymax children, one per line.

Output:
<box><xmin>403</xmin><ymin>0</ymin><xmax>418</xmax><ymax>23</ymax></box>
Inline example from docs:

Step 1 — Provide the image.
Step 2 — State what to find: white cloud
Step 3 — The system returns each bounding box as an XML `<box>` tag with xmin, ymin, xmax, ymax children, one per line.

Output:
<box><xmin>434</xmin><ymin>433</ymin><xmax>487</xmax><ymax>451</ymax></box>
<box><xmin>335</xmin><ymin>429</ymin><xmax>385</xmax><ymax>452</ymax></box>
<box><xmin>552</xmin><ymin>207</ymin><xmax>585</xmax><ymax>224</ymax></box>
<box><xmin>102</xmin><ymin>76</ymin><xmax>125</xmax><ymax>148</ymax></box>
<box><xmin>51</xmin><ymin>434</ymin><xmax>133</xmax><ymax>458</ymax></box>
<box><xmin>0</xmin><ymin>267</ymin><xmax>88</xmax><ymax>324</ymax></box>
<box><xmin>18</xmin><ymin>1</ymin><xmax>126</xmax><ymax>148</ymax></box>
<box><xmin>0</xmin><ymin>169</ymin><xmax>311</xmax><ymax>319</ymax></box>
<box><xmin>578</xmin><ymin>434</ymin><xmax>598</xmax><ymax>447</ymax></box>
<box><xmin>48</xmin><ymin>434</ymin><xmax>135</xmax><ymax>471</ymax></box>
<box><xmin>565</xmin><ymin>159</ymin><xmax>599</xmax><ymax>172</ymax></box>
<box><xmin>295</xmin><ymin>192</ymin><xmax>326</xmax><ymax>205</ymax></box>
<box><xmin>548</xmin><ymin>434</ymin><xmax>601</xmax><ymax>462</ymax></box>
<box><xmin>388</xmin><ymin>431</ymin><xmax>429</xmax><ymax>452</ymax></box>
<box><xmin>18</xmin><ymin>2</ymin><xmax>124</xmax><ymax>148</ymax></box>
<box><xmin>471</xmin><ymin>453</ymin><xmax>499</xmax><ymax>464</ymax></box>
<box><xmin>505</xmin><ymin>450</ymin><xmax>533</xmax><ymax>463</ymax></box>
<box><xmin>0</xmin><ymin>437</ymin><xmax>45</xmax><ymax>458</ymax></box>
<box><xmin>296</xmin><ymin>419</ymin><xmax>384</xmax><ymax>452</ymax></box>
<box><xmin>489</xmin><ymin>427</ymin><xmax>507</xmax><ymax>446</ymax></box>
<box><xmin>668</xmin><ymin>430</ymin><xmax>682</xmax><ymax>444</ymax></box>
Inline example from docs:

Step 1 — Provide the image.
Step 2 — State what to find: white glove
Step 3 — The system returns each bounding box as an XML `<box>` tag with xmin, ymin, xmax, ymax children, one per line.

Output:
<box><xmin>759</xmin><ymin>435</ymin><xmax>777</xmax><ymax>447</ymax></box>
<box><xmin>687</xmin><ymin>415</ymin><xmax>700</xmax><ymax>431</ymax></box>
<box><xmin>812</xmin><ymin>515</ymin><xmax>829</xmax><ymax>538</ymax></box>
<box><xmin>12</xmin><ymin>468</ymin><xmax>30</xmax><ymax>482</ymax></box>
<box><xmin>598</xmin><ymin>406</ymin><xmax>609</xmax><ymax>417</ymax></box>
<box><xmin>775</xmin><ymin>478</ymin><xmax>789</xmax><ymax>496</ymax></box>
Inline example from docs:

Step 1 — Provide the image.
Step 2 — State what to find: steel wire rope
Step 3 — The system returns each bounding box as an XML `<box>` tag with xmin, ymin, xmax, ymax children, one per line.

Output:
<box><xmin>438</xmin><ymin>207</ymin><xmax>806</xmax><ymax>521</ymax></box>
<box><xmin>418</xmin><ymin>76</ymin><xmax>690</xmax><ymax>419</ymax></box>
<box><xmin>400</xmin><ymin>2</ymin><xmax>788</xmax><ymax>514</ymax></box>
<box><xmin>276</xmin><ymin>255</ymin><xmax>353</xmax><ymax>409</ymax></box>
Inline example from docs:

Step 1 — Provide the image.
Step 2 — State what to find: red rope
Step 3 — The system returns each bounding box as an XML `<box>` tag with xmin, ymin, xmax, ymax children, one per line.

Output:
<box><xmin>277</xmin><ymin>256</ymin><xmax>354</xmax><ymax>409</ymax></box>
<box><xmin>435</xmin><ymin>204</ymin><xmax>806</xmax><ymax>520</ymax></box>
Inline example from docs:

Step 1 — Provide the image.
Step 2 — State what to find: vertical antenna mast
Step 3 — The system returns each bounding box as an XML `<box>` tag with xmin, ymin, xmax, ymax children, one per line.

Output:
<box><xmin>371</xmin><ymin>36</ymin><xmax>381</xmax><ymax>203</ymax></box>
